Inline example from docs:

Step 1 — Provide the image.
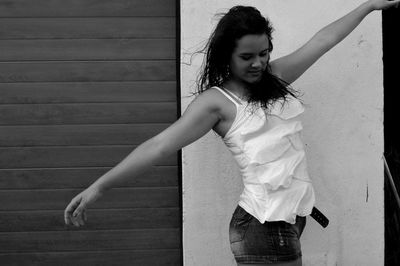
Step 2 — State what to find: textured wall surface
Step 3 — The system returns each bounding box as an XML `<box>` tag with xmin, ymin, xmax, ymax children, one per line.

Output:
<box><xmin>181</xmin><ymin>1</ymin><xmax>384</xmax><ymax>265</ymax></box>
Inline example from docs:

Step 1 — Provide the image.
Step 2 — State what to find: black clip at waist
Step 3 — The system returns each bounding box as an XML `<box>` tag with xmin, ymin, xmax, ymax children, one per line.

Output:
<box><xmin>310</xmin><ymin>206</ymin><xmax>329</xmax><ymax>228</ymax></box>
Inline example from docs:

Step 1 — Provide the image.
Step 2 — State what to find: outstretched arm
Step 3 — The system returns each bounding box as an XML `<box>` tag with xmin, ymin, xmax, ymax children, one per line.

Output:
<box><xmin>64</xmin><ymin>90</ymin><xmax>221</xmax><ymax>226</ymax></box>
<box><xmin>270</xmin><ymin>0</ymin><xmax>400</xmax><ymax>84</ymax></box>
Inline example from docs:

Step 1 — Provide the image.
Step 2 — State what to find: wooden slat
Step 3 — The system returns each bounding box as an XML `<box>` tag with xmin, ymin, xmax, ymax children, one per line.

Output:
<box><xmin>0</xmin><ymin>18</ymin><xmax>175</xmax><ymax>39</ymax></box>
<box><xmin>0</xmin><ymin>166</ymin><xmax>178</xmax><ymax>189</ymax></box>
<box><xmin>0</xmin><ymin>39</ymin><xmax>175</xmax><ymax>61</ymax></box>
<box><xmin>0</xmin><ymin>187</ymin><xmax>179</xmax><ymax>211</ymax></box>
<box><xmin>0</xmin><ymin>249</ymin><xmax>181</xmax><ymax>266</ymax></box>
<box><xmin>0</xmin><ymin>228</ymin><xmax>180</xmax><ymax>252</ymax></box>
<box><xmin>0</xmin><ymin>0</ymin><xmax>176</xmax><ymax>17</ymax></box>
<box><xmin>0</xmin><ymin>81</ymin><xmax>177</xmax><ymax>104</ymax></box>
<box><xmin>0</xmin><ymin>208</ymin><xmax>180</xmax><ymax>232</ymax></box>
<box><xmin>0</xmin><ymin>61</ymin><xmax>176</xmax><ymax>83</ymax></box>
<box><xmin>0</xmin><ymin>103</ymin><xmax>176</xmax><ymax>125</ymax></box>
<box><xmin>0</xmin><ymin>146</ymin><xmax>177</xmax><ymax>168</ymax></box>
<box><xmin>0</xmin><ymin>124</ymin><xmax>170</xmax><ymax>146</ymax></box>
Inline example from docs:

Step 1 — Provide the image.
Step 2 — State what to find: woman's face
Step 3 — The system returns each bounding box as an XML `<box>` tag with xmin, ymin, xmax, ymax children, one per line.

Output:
<box><xmin>229</xmin><ymin>33</ymin><xmax>270</xmax><ymax>85</ymax></box>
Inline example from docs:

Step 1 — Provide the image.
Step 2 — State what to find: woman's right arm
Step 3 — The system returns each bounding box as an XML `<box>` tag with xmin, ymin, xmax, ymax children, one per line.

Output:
<box><xmin>270</xmin><ymin>0</ymin><xmax>400</xmax><ymax>84</ymax></box>
<box><xmin>64</xmin><ymin>89</ymin><xmax>221</xmax><ymax>226</ymax></box>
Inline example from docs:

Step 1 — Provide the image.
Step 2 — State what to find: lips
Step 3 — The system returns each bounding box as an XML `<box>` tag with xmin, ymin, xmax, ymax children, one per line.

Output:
<box><xmin>248</xmin><ymin>71</ymin><xmax>262</xmax><ymax>76</ymax></box>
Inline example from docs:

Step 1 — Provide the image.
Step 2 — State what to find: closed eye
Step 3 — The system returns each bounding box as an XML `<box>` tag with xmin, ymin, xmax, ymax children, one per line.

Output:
<box><xmin>240</xmin><ymin>55</ymin><xmax>253</xmax><ymax>61</ymax></box>
<box><xmin>240</xmin><ymin>55</ymin><xmax>252</xmax><ymax>60</ymax></box>
<box><xmin>260</xmin><ymin>50</ymin><xmax>269</xmax><ymax>57</ymax></box>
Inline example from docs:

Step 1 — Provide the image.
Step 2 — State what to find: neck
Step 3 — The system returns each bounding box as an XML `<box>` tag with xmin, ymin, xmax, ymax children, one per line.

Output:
<box><xmin>223</xmin><ymin>78</ymin><xmax>249</xmax><ymax>97</ymax></box>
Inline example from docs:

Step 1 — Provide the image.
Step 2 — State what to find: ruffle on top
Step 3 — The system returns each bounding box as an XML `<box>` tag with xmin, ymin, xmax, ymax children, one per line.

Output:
<box><xmin>239</xmin><ymin>96</ymin><xmax>311</xmax><ymax>191</ymax></box>
<box><xmin>214</xmin><ymin>85</ymin><xmax>315</xmax><ymax>224</ymax></box>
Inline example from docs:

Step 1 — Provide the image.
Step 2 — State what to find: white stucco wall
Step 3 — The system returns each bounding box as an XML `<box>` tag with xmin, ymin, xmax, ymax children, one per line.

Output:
<box><xmin>181</xmin><ymin>1</ymin><xmax>384</xmax><ymax>265</ymax></box>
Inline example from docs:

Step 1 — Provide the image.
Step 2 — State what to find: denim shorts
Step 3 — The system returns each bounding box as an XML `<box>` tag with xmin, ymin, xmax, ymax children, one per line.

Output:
<box><xmin>229</xmin><ymin>205</ymin><xmax>306</xmax><ymax>264</ymax></box>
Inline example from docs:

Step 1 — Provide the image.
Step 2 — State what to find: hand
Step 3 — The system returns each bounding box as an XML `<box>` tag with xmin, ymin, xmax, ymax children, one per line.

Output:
<box><xmin>367</xmin><ymin>0</ymin><xmax>400</xmax><ymax>10</ymax></box>
<box><xmin>64</xmin><ymin>186</ymin><xmax>103</xmax><ymax>227</ymax></box>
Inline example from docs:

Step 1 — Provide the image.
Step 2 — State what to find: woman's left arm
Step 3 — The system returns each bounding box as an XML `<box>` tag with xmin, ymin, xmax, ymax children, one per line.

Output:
<box><xmin>270</xmin><ymin>0</ymin><xmax>400</xmax><ymax>84</ymax></box>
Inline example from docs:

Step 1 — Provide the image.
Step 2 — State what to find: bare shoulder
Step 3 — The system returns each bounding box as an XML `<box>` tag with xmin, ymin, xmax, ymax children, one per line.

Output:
<box><xmin>193</xmin><ymin>87</ymin><xmax>238</xmax><ymax>137</ymax></box>
<box><xmin>188</xmin><ymin>87</ymin><xmax>229</xmax><ymax>119</ymax></box>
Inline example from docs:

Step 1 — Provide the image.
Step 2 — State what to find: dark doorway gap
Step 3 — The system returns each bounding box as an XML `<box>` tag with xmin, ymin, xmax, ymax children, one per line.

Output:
<box><xmin>382</xmin><ymin>7</ymin><xmax>400</xmax><ymax>266</ymax></box>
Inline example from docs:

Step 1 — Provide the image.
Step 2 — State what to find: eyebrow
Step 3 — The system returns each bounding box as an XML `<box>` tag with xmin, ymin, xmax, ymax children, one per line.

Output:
<box><xmin>239</xmin><ymin>49</ymin><xmax>269</xmax><ymax>56</ymax></box>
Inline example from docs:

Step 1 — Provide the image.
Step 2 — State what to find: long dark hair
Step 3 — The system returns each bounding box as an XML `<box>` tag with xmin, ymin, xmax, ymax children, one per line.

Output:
<box><xmin>195</xmin><ymin>6</ymin><xmax>299</xmax><ymax>110</ymax></box>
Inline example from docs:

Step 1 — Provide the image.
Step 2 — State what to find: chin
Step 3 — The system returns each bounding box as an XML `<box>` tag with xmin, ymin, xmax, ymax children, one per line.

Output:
<box><xmin>246</xmin><ymin>76</ymin><xmax>262</xmax><ymax>84</ymax></box>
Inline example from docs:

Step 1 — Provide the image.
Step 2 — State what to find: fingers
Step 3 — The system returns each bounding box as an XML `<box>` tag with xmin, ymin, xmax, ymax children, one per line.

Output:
<box><xmin>389</xmin><ymin>0</ymin><xmax>400</xmax><ymax>8</ymax></box>
<box><xmin>72</xmin><ymin>205</ymin><xmax>86</xmax><ymax>226</ymax></box>
<box><xmin>65</xmin><ymin>207</ymin><xmax>86</xmax><ymax>227</ymax></box>
<box><xmin>64</xmin><ymin>196</ymin><xmax>87</xmax><ymax>227</ymax></box>
<box><xmin>64</xmin><ymin>201</ymin><xmax>76</xmax><ymax>225</ymax></box>
<box><xmin>74</xmin><ymin>211</ymin><xmax>86</xmax><ymax>227</ymax></box>
<box><xmin>65</xmin><ymin>196</ymin><xmax>80</xmax><ymax>217</ymax></box>
<box><xmin>64</xmin><ymin>197</ymin><xmax>79</xmax><ymax>225</ymax></box>
<box><xmin>375</xmin><ymin>0</ymin><xmax>400</xmax><ymax>10</ymax></box>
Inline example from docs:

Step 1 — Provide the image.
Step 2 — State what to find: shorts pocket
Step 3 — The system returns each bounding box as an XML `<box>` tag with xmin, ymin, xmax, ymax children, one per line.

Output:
<box><xmin>229</xmin><ymin>205</ymin><xmax>253</xmax><ymax>243</ymax></box>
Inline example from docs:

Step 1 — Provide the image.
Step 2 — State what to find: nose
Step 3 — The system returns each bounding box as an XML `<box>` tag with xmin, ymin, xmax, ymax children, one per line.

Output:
<box><xmin>251</xmin><ymin>57</ymin><xmax>262</xmax><ymax>68</ymax></box>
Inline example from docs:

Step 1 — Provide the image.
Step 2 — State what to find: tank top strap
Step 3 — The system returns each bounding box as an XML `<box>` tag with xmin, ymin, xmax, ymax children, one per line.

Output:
<box><xmin>212</xmin><ymin>86</ymin><xmax>243</xmax><ymax>106</ymax></box>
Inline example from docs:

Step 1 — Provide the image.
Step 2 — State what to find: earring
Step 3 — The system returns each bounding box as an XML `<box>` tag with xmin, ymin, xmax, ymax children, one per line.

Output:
<box><xmin>226</xmin><ymin>65</ymin><xmax>231</xmax><ymax>77</ymax></box>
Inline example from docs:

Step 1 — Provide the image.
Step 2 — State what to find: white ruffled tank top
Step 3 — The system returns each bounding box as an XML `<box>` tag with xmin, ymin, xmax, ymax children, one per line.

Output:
<box><xmin>213</xmin><ymin>86</ymin><xmax>315</xmax><ymax>224</ymax></box>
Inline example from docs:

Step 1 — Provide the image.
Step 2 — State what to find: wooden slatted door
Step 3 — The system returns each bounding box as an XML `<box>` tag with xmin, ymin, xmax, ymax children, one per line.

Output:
<box><xmin>0</xmin><ymin>1</ymin><xmax>181</xmax><ymax>265</ymax></box>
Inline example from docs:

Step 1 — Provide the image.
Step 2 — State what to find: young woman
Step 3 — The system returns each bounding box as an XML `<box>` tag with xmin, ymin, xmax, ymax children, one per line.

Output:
<box><xmin>65</xmin><ymin>1</ymin><xmax>399</xmax><ymax>265</ymax></box>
